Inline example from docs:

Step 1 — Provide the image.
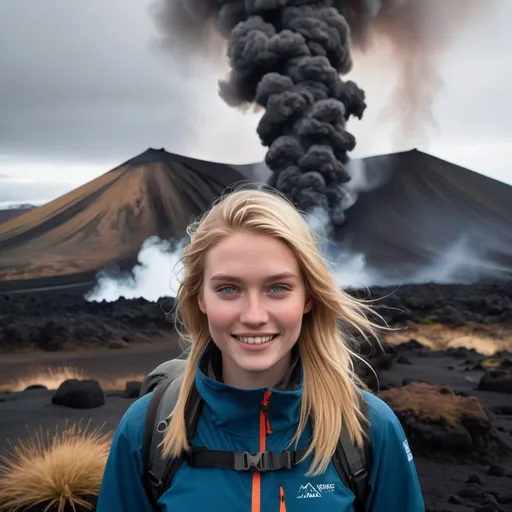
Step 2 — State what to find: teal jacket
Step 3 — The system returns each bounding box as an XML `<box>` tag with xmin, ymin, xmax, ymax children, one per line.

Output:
<box><xmin>97</xmin><ymin>349</ymin><xmax>425</xmax><ymax>511</ymax></box>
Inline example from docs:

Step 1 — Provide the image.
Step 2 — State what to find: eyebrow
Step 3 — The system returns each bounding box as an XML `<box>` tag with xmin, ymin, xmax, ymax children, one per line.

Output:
<box><xmin>209</xmin><ymin>271</ymin><xmax>298</xmax><ymax>282</ymax></box>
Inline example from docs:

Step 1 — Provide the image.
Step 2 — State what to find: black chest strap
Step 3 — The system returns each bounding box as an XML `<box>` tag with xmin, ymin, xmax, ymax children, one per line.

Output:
<box><xmin>186</xmin><ymin>447</ymin><xmax>308</xmax><ymax>472</ymax></box>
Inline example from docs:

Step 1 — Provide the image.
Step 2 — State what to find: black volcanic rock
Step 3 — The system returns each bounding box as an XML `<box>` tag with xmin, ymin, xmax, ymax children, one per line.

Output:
<box><xmin>52</xmin><ymin>379</ymin><xmax>105</xmax><ymax>409</ymax></box>
<box><xmin>2</xmin><ymin>281</ymin><xmax>512</xmax><ymax>353</ymax></box>
<box><xmin>0</xmin><ymin>293</ymin><xmax>176</xmax><ymax>352</ymax></box>
<box><xmin>379</xmin><ymin>382</ymin><xmax>512</xmax><ymax>464</ymax></box>
<box><xmin>478</xmin><ymin>369</ymin><xmax>512</xmax><ymax>394</ymax></box>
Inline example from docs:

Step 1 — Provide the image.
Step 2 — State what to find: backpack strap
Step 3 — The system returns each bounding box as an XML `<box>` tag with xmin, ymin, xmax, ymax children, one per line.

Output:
<box><xmin>142</xmin><ymin>375</ymin><xmax>203</xmax><ymax>509</ymax></box>
<box><xmin>142</xmin><ymin>376</ymin><xmax>181</xmax><ymax>507</ymax></box>
<box><xmin>332</xmin><ymin>395</ymin><xmax>372</xmax><ymax>512</ymax></box>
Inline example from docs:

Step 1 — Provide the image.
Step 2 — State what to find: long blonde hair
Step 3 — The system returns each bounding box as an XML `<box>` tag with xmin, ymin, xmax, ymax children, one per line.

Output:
<box><xmin>161</xmin><ymin>187</ymin><xmax>384</xmax><ymax>476</ymax></box>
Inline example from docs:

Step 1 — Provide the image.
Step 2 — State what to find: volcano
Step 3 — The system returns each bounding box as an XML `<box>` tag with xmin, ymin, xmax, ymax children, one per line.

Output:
<box><xmin>338</xmin><ymin>149</ymin><xmax>512</xmax><ymax>284</ymax></box>
<box><xmin>0</xmin><ymin>148</ymin><xmax>258</xmax><ymax>289</ymax></box>
<box><xmin>0</xmin><ymin>147</ymin><xmax>511</xmax><ymax>292</ymax></box>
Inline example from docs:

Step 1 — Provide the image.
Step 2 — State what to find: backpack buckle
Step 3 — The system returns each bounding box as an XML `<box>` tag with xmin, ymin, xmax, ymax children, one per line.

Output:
<box><xmin>234</xmin><ymin>451</ymin><xmax>272</xmax><ymax>472</ymax></box>
<box><xmin>351</xmin><ymin>468</ymin><xmax>368</xmax><ymax>482</ymax></box>
<box><xmin>147</xmin><ymin>470</ymin><xmax>163</xmax><ymax>488</ymax></box>
<box><xmin>233</xmin><ymin>451</ymin><xmax>294</xmax><ymax>472</ymax></box>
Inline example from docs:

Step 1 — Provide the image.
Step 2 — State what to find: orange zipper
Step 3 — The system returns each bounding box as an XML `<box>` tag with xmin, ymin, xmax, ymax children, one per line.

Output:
<box><xmin>279</xmin><ymin>485</ymin><xmax>287</xmax><ymax>512</ymax></box>
<box><xmin>251</xmin><ymin>391</ymin><xmax>273</xmax><ymax>512</ymax></box>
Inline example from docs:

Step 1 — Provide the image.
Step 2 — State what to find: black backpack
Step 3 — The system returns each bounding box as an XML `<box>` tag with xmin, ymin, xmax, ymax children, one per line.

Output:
<box><xmin>139</xmin><ymin>359</ymin><xmax>372</xmax><ymax>511</ymax></box>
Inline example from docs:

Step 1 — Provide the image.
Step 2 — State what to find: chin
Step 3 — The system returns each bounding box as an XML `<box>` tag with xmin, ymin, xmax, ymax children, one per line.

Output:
<box><xmin>234</xmin><ymin>356</ymin><xmax>279</xmax><ymax>375</ymax></box>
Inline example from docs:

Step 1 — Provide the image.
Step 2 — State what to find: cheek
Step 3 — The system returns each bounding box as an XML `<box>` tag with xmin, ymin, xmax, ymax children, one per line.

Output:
<box><xmin>272</xmin><ymin>299</ymin><xmax>306</xmax><ymax>328</ymax></box>
<box><xmin>202</xmin><ymin>293</ymin><xmax>238</xmax><ymax>329</ymax></box>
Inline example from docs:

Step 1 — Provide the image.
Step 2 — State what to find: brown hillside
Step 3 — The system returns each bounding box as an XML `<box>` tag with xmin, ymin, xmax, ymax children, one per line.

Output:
<box><xmin>0</xmin><ymin>148</ymin><xmax>254</xmax><ymax>282</ymax></box>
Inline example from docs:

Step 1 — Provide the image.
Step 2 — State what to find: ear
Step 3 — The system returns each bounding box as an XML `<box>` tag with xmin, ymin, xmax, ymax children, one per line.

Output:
<box><xmin>198</xmin><ymin>291</ymin><xmax>206</xmax><ymax>314</ymax></box>
<box><xmin>303</xmin><ymin>296</ymin><xmax>312</xmax><ymax>314</ymax></box>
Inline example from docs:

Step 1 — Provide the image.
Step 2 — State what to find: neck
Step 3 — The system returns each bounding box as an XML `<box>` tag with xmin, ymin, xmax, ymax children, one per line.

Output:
<box><xmin>221</xmin><ymin>352</ymin><xmax>293</xmax><ymax>389</ymax></box>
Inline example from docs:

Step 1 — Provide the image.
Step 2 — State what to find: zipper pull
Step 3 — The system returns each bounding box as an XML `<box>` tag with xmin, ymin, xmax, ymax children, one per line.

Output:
<box><xmin>280</xmin><ymin>485</ymin><xmax>287</xmax><ymax>512</ymax></box>
<box><xmin>261</xmin><ymin>391</ymin><xmax>273</xmax><ymax>434</ymax></box>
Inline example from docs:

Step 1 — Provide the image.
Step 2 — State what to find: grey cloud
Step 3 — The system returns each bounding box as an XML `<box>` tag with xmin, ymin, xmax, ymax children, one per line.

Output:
<box><xmin>0</xmin><ymin>181</ymin><xmax>74</xmax><ymax>202</ymax></box>
<box><xmin>0</xmin><ymin>0</ymin><xmax>198</xmax><ymax>164</ymax></box>
<box><xmin>0</xmin><ymin>0</ymin><xmax>510</xmax><ymax>169</ymax></box>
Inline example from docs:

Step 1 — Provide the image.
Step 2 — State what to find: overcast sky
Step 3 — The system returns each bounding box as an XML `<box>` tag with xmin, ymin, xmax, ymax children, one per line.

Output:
<box><xmin>0</xmin><ymin>0</ymin><xmax>511</xmax><ymax>206</ymax></box>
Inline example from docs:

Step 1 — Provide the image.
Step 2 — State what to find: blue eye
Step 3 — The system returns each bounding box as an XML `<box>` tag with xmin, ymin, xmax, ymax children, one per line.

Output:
<box><xmin>219</xmin><ymin>286</ymin><xmax>237</xmax><ymax>295</ymax></box>
<box><xmin>270</xmin><ymin>285</ymin><xmax>288</xmax><ymax>293</ymax></box>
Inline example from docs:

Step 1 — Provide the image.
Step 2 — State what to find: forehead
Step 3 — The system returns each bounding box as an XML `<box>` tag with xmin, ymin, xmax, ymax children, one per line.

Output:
<box><xmin>203</xmin><ymin>231</ymin><xmax>301</xmax><ymax>279</ymax></box>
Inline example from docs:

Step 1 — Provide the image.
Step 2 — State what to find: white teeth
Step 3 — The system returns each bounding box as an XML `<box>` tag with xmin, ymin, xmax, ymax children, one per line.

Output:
<box><xmin>234</xmin><ymin>335</ymin><xmax>276</xmax><ymax>345</ymax></box>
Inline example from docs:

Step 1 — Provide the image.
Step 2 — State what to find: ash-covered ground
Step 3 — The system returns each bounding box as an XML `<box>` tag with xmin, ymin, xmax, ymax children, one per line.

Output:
<box><xmin>0</xmin><ymin>281</ymin><xmax>511</xmax><ymax>511</ymax></box>
<box><xmin>1</xmin><ymin>281</ymin><xmax>511</xmax><ymax>353</ymax></box>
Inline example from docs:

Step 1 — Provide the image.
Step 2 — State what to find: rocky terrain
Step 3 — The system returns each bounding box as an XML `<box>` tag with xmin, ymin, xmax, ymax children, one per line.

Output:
<box><xmin>1</xmin><ymin>281</ymin><xmax>511</xmax><ymax>354</ymax></box>
<box><xmin>0</xmin><ymin>280</ymin><xmax>511</xmax><ymax>511</ymax></box>
<box><xmin>0</xmin><ymin>293</ymin><xmax>177</xmax><ymax>352</ymax></box>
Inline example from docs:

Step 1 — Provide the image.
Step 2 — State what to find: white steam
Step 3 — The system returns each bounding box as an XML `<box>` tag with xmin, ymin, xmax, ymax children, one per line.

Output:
<box><xmin>85</xmin><ymin>227</ymin><xmax>503</xmax><ymax>304</ymax></box>
<box><xmin>85</xmin><ymin>237</ymin><xmax>185</xmax><ymax>303</ymax></box>
<box><xmin>84</xmin><ymin>160</ymin><xmax>505</xmax><ymax>303</ymax></box>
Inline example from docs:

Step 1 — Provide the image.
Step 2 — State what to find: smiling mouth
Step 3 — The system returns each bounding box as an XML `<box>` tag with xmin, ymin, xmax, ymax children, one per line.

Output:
<box><xmin>231</xmin><ymin>334</ymin><xmax>278</xmax><ymax>345</ymax></box>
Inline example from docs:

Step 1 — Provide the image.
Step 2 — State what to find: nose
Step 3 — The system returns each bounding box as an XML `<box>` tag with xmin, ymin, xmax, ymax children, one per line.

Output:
<box><xmin>239</xmin><ymin>294</ymin><xmax>269</xmax><ymax>326</ymax></box>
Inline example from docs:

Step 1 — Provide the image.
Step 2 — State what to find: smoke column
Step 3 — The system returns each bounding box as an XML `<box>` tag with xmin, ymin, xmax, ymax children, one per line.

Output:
<box><xmin>339</xmin><ymin>0</ymin><xmax>496</xmax><ymax>149</ymax></box>
<box><xmin>149</xmin><ymin>0</ymin><xmax>496</xmax><ymax>227</ymax></box>
<box><xmin>152</xmin><ymin>0</ymin><xmax>368</xmax><ymax>227</ymax></box>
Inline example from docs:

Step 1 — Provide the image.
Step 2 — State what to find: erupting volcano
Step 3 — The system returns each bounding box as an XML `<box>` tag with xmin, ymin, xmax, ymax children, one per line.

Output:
<box><xmin>152</xmin><ymin>0</ymin><xmax>493</xmax><ymax>228</ymax></box>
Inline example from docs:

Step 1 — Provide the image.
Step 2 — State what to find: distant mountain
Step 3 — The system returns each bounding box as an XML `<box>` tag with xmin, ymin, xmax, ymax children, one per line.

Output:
<box><xmin>0</xmin><ymin>148</ymin><xmax>259</xmax><ymax>284</ymax></box>
<box><xmin>0</xmin><ymin>147</ymin><xmax>511</xmax><ymax>290</ymax></box>
<box><xmin>0</xmin><ymin>204</ymin><xmax>36</xmax><ymax>224</ymax></box>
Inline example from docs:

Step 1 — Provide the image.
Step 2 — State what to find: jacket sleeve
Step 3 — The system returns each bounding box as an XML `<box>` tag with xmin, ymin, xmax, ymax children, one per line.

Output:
<box><xmin>365</xmin><ymin>396</ymin><xmax>426</xmax><ymax>512</ymax></box>
<box><xmin>96</xmin><ymin>395</ymin><xmax>155</xmax><ymax>512</ymax></box>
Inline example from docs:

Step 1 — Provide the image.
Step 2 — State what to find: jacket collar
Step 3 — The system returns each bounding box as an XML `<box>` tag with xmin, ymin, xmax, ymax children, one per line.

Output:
<box><xmin>194</xmin><ymin>343</ymin><xmax>303</xmax><ymax>437</ymax></box>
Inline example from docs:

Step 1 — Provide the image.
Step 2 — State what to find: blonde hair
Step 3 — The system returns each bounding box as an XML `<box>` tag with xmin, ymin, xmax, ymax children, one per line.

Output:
<box><xmin>161</xmin><ymin>187</ymin><xmax>385</xmax><ymax>476</ymax></box>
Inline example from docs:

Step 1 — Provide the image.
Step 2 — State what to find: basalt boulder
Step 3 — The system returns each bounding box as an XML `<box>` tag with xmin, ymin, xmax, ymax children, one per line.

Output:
<box><xmin>52</xmin><ymin>379</ymin><xmax>105</xmax><ymax>409</ymax></box>
<box><xmin>379</xmin><ymin>382</ymin><xmax>512</xmax><ymax>464</ymax></box>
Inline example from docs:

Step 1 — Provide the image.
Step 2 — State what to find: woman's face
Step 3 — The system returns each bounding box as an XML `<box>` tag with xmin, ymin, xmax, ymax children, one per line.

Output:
<box><xmin>199</xmin><ymin>230</ymin><xmax>311</xmax><ymax>388</ymax></box>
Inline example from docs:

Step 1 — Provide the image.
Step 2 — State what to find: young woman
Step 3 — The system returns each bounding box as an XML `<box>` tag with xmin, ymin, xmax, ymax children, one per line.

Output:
<box><xmin>97</xmin><ymin>188</ymin><xmax>425</xmax><ymax>511</ymax></box>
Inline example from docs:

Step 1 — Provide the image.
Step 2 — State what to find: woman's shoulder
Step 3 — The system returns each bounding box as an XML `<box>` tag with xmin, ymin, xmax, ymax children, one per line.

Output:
<box><xmin>113</xmin><ymin>391</ymin><xmax>153</xmax><ymax>445</ymax></box>
<box><xmin>360</xmin><ymin>389</ymin><xmax>404</xmax><ymax>441</ymax></box>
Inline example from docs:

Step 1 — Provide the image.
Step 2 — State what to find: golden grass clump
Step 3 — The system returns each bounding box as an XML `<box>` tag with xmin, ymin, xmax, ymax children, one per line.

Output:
<box><xmin>379</xmin><ymin>382</ymin><xmax>489</xmax><ymax>427</ymax></box>
<box><xmin>0</xmin><ymin>365</ymin><xmax>145</xmax><ymax>393</ymax></box>
<box><xmin>0</xmin><ymin>366</ymin><xmax>87</xmax><ymax>393</ymax></box>
<box><xmin>0</xmin><ymin>420</ymin><xmax>112</xmax><ymax>512</ymax></box>
<box><xmin>385</xmin><ymin>322</ymin><xmax>512</xmax><ymax>356</ymax></box>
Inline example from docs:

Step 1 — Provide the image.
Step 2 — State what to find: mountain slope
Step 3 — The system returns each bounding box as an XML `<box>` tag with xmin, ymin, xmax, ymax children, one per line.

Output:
<box><xmin>339</xmin><ymin>149</ymin><xmax>512</xmax><ymax>284</ymax></box>
<box><xmin>0</xmin><ymin>148</ymin><xmax>255</xmax><ymax>283</ymax></box>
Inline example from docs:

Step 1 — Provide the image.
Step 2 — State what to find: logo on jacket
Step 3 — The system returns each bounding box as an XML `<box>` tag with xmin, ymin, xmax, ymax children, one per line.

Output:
<box><xmin>403</xmin><ymin>440</ymin><xmax>413</xmax><ymax>462</ymax></box>
<box><xmin>296</xmin><ymin>483</ymin><xmax>335</xmax><ymax>499</ymax></box>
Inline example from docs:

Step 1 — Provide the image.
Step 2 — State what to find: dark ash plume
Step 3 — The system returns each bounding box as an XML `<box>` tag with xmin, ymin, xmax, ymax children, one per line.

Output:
<box><xmin>148</xmin><ymin>0</ymin><xmax>496</xmax><ymax>225</ymax></box>
<box><xmin>150</xmin><ymin>0</ymin><xmax>367</xmax><ymax>227</ymax></box>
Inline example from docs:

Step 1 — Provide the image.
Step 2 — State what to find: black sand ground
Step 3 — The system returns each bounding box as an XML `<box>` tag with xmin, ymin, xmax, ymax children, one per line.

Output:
<box><xmin>1</xmin><ymin>340</ymin><xmax>511</xmax><ymax>511</ymax></box>
<box><xmin>1</xmin><ymin>282</ymin><xmax>512</xmax><ymax>511</ymax></box>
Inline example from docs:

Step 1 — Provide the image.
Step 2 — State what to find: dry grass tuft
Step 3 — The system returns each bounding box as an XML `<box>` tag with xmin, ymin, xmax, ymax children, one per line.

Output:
<box><xmin>385</xmin><ymin>322</ymin><xmax>512</xmax><ymax>356</ymax></box>
<box><xmin>379</xmin><ymin>382</ymin><xmax>489</xmax><ymax>427</ymax></box>
<box><xmin>0</xmin><ymin>366</ymin><xmax>87</xmax><ymax>392</ymax></box>
<box><xmin>0</xmin><ymin>420</ymin><xmax>112</xmax><ymax>512</ymax></box>
<box><xmin>97</xmin><ymin>373</ymin><xmax>145</xmax><ymax>391</ymax></box>
<box><xmin>0</xmin><ymin>365</ymin><xmax>144</xmax><ymax>393</ymax></box>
